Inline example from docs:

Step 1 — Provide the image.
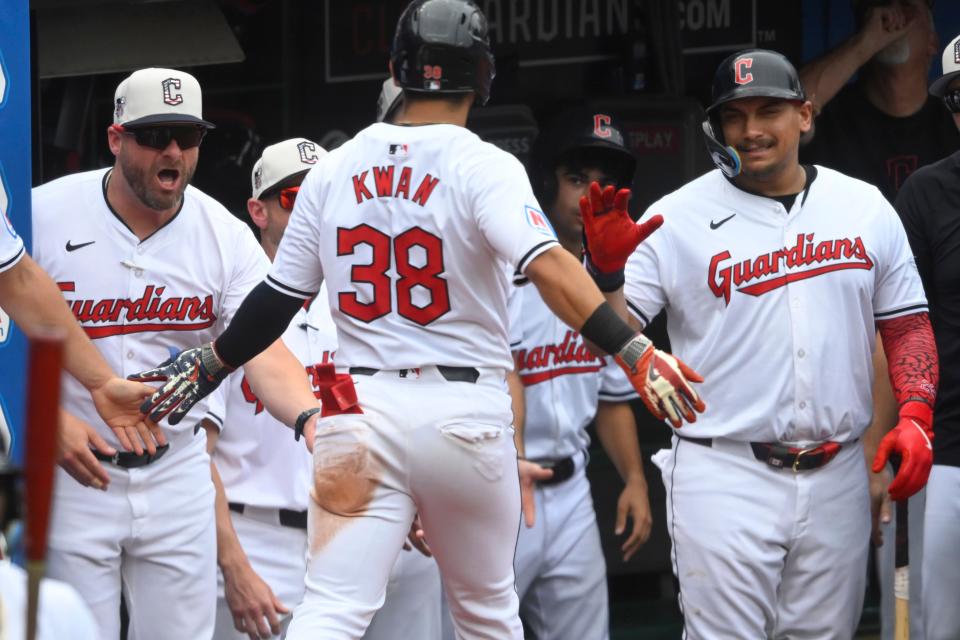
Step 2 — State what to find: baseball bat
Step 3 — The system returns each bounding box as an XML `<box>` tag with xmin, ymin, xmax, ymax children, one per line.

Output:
<box><xmin>23</xmin><ymin>328</ymin><xmax>66</xmax><ymax>640</ymax></box>
<box><xmin>893</xmin><ymin>496</ymin><xmax>909</xmax><ymax>640</ymax></box>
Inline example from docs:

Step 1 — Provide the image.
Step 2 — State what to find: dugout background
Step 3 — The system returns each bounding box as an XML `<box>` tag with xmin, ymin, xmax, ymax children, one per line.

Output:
<box><xmin>24</xmin><ymin>0</ymin><xmax>960</xmax><ymax>636</ymax></box>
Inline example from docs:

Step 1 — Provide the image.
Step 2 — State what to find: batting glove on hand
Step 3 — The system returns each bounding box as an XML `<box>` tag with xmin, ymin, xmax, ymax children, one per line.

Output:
<box><xmin>615</xmin><ymin>333</ymin><xmax>705</xmax><ymax>428</ymax></box>
<box><xmin>581</xmin><ymin>182</ymin><xmax>663</xmax><ymax>291</ymax></box>
<box><xmin>129</xmin><ymin>343</ymin><xmax>233</xmax><ymax>425</ymax></box>
<box><xmin>871</xmin><ymin>401</ymin><xmax>934</xmax><ymax>501</ymax></box>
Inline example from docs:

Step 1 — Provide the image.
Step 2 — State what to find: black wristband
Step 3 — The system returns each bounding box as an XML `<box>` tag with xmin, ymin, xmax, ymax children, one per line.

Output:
<box><xmin>583</xmin><ymin>244</ymin><xmax>625</xmax><ymax>292</ymax></box>
<box><xmin>294</xmin><ymin>407</ymin><xmax>321</xmax><ymax>442</ymax></box>
<box><xmin>580</xmin><ymin>302</ymin><xmax>636</xmax><ymax>356</ymax></box>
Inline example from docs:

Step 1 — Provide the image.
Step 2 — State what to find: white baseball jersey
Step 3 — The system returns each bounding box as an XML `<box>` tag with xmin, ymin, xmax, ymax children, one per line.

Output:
<box><xmin>268</xmin><ymin>122</ymin><xmax>558</xmax><ymax>371</ymax></box>
<box><xmin>34</xmin><ymin>167</ymin><xmax>264</xmax><ymax>640</ymax></box>
<box><xmin>31</xmin><ymin>168</ymin><xmax>268</xmax><ymax>442</ymax></box>
<box><xmin>0</xmin><ymin>212</ymin><xmax>25</xmax><ymax>273</ymax></box>
<box><xmin>625</xmin><ymin>166</ymin><xmax>927</xmax><ymax>443</ymax></box>
<box><xmin>511</xmin><ymin>283</ymin><xmax>636</xmax><ymax>461</ymax></box>
<box><xmin>207</xmin><ymin>285</ymin><xmax>335</xmax><ymax>512</ymax></box>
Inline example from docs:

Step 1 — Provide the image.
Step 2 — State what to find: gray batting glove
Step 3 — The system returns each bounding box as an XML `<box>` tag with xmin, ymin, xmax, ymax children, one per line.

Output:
<box><xmin>130</xmin><ymin>343</ymin><xmax>233</xmax><ymax>425</ymax></box>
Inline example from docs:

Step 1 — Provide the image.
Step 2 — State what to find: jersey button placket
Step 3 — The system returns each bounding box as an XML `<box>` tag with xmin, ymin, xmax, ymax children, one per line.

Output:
<box><xmin>122</xmin><ymin>249</ymin><xmax>143</xmax><ymax>377</ymax></box>
<box><xmin>784</xmin><ymin>227</ymin><xmax>814</xmax><ymax>440</ymax></box>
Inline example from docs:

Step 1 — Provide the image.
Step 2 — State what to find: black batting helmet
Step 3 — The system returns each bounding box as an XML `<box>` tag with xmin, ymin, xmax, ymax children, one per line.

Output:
<box><xmin>532</xmin><ymin>108</ymin><xmax>637</xmax><ymax>205</ymax></box>
<box><xmin>707</xmin><ymin>49</ymin><xmax>806</xmax><ymax>116</ymax></box>
<box><xmin>701</xmin><ymin>49</ymin><xmax>806</xmax><ymax>177</ymax></box>
<box><xmin>391</xmin><ymin>0</ymin><xmax>496</xmax><ymax>105</ymax></box>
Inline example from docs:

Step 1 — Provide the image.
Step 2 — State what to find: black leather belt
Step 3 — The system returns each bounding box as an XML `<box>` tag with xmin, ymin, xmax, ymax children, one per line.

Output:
<box><xmin>228</xmin><ymin>502</ymin><xmax>308</xmax><ymax>530</ymax></box>
<box><xmin>679</xmin><ymin>436</ymin><xmax>846</xmax><ymax>472</ymax></box>
<box><xmin>349</xmin><ymin>366</ymin><xmax>480</xmax><ymax>384</ymax></box>
<box><xmin>532</xmin><ymin>455</ymin><xmax>576</xmax><ymax>486</ymax></box>
<box><xmin>92</xmin><ymin>444</ymin><xmax>169</xmax><ymax>468</ymax></box>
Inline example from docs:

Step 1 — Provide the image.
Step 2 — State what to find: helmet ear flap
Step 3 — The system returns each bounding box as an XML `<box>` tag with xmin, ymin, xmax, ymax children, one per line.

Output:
<box><xmin>701</xmin><ymin>119</ymin><xmax>741</xmax><ymax>178</ymax></box>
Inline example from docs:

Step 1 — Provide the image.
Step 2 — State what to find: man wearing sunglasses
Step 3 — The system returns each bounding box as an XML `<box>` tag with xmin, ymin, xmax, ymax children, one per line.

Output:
<box><xmin>889</xmin><ymin>34</ymin><xmax>960</xmax><ymax>640</ymax></box>
<box><xmin>30</xmin><ymin>68</ymin><xmax>317</xmax><ymax>639</ymax></box>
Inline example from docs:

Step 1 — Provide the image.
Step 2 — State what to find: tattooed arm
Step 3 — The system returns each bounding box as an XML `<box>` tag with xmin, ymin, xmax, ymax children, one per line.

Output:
<box><xmin>871</xmin><ymin>311</ymin><xmax>938</xmax><ymax>501</ymax></box>
<box><xmin>877</xmin><ymin>312</ymin><xmax>938</xmax><ymax>421</ymax></box>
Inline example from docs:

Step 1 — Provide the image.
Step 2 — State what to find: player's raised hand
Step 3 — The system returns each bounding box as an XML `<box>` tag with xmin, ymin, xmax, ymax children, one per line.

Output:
<box><xmin>129</xmin><ymin>343</ymin><xmax>233</xmax><ymax>425</ymax></box>
<box><xmin>614</xmin><ymin>333</ymin><xmax>705</xmax><ymax>428</ymax></box>
<box><xmin>580</xmin><ymin>182</ymin><xmax>663</xmax><ymax>291</ymax></box>
<box><xmin>871</xmin><ymin>414</ymin><xmax>933</xmax><ymax>501</ymax></box>
<box><xmin>518</xmin><ymin>459</ymin><xmax>554</xmax><ymax>528</ymax></box>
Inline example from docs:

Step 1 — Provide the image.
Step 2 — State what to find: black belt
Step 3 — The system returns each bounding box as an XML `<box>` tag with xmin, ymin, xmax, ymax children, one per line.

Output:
<box><xmin>532</xmin><ymin>455</ymin><xmax>576</xmax><ymax>486</ymax></box>
<box><xmin>228</xmin><ymin>502</ymin><xmax>308</xmax><ymax>530</ymax></box>
<box><xmin>349</xmin><ymin>366</ymin><xmax>480</xmax><ymax>384</ymax></box>
<box><xmin>92</xmin><ymin>444</ymin><xmax>169</xmax><ymax>468</ymax></box>
<box><xmin>679</xmin><ymin>436</ymin><xmax>846</xmax><ymax>472</ymax></box>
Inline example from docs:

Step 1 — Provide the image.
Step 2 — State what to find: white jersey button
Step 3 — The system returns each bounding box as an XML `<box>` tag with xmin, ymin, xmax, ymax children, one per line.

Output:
<box><xmin>134</xmin><ymin>269</ymin><xmax>143</xmax><ymax>278</ymax></box>
<box><xmin>126</xmin><ymin>351</ymin><xmax>134</xmax><ymax>360</ymax></box>
<box><xmin>798</xmin><ymin>349</ymin><xmax>805</xmax><ymax>358</ymax></box>
<box><xmin>799</xmin><ymin>401</ymin><xmax>807</xmax><ymax>409</ymax></box>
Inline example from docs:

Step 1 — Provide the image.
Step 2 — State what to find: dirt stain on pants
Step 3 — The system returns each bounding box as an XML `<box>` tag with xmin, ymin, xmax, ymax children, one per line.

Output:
<box><xmin>310</xmin><ymin>435</ymin><xmax>381</xmax><ymax>553</ymax></box>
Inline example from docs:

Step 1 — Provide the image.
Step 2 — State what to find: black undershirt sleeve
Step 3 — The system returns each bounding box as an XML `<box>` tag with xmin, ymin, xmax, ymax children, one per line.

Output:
<box><xmin>213</xmin><ymin>281</ymin><xmax>307</xmax><ymax>368</ymax></box>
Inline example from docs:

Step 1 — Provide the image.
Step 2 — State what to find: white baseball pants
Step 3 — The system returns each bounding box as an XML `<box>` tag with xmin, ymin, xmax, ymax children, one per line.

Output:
<box><xmin>285</xmin><ymin>367</ymin><xmax>523</xmax><ymax>640</ymax></box>
<box><xmin>513</xmin><ymin>452</ymin><xmax>608</xmax><ymax>640</ymax></box>
<box><xmin>214</xmin><ymin>507</ymin><xmax>443</xmax><ymax>639</ymax></box>
<box><xmin>47</xmin><ymin>431</ymin><xmax>217</xmax><ymax>640</ymax></box>
<box><xmin>653</xmin><ymin>435</ymin><xmax>870</xmax><ymax>640</ymax></box>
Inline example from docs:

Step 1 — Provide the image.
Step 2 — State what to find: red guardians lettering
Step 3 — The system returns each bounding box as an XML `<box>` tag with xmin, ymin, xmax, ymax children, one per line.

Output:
<box><xmin>57</xmin><ymin>283</ymin><xmax>217</xmax><ymax>338</ymax></box>
<box><xmin>708</xmin><ymin>233</ymin><xmax>874</xmax><ymax>304</ymax></box>
<box><xmin>515</xmin><ymin>330</ymin><xmax>604</xmax><ymax>385</ymax></box>
<box><xmin>352</xmin><ymin>167</ymin><xmax>440</xmax><ymax>206</ymax></box>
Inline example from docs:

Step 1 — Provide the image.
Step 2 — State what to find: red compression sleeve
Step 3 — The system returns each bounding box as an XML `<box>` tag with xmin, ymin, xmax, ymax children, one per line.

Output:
<box><xmin>877</xmin><ymin>312</ymin><xmax>939</xmax><ymax>415</ymax></box>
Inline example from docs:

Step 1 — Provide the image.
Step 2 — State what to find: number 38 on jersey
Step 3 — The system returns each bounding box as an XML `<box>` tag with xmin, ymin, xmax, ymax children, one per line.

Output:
<box><xmin>337</xmin><ymin>224</ymin><xmax>450</xmax><ymax>326</ymax></box>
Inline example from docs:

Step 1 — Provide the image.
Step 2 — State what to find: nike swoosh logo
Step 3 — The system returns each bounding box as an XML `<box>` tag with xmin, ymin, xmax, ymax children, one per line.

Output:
<box><xmin>65</xmin><ymin>240</ymin><xmax>96</xmax><ymax>252</ymax></box>
<box><xmin>709</xmin><ymin>213</ymin><xmax>736</xmax><ymax>230</ymax></box>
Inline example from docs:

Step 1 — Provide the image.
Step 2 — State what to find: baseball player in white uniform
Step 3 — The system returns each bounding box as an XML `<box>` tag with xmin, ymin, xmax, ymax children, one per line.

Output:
<box><xmin>131</xmin><ymin>2</ymin><xmax>704</xmax><ymax>638</ymax></box>
<box><xmin>505</xmin><ymin>109</ymin><xmax>652</xmax><ymax>640</ymax></box>
<box><xmin>207</xmin><ymin>138</ymin><xmax>442</xmax><ymax>640</ymax></box>
<box><xmin>32</xmin><ymin>68</ymin><xmax>313</xmax><ymax>639</ymax></box>
<box><xmin>584</xmin><ymin>49</ymin><xmax>938</xmax><ymax>639</ymax></box>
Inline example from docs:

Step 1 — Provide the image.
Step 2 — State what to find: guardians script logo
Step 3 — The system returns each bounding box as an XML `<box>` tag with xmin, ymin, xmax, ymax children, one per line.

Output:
<box><xmin>515</xmin><ymin>330</ymin><xmax>604</xmax><ymax>385</ymax></box>
<box><xmin>708</xmin><ymin>233</ymin><xmax>873</xmax><ymax>304</ymax></box>
<box><xmin>58</xmin><ymin>283</ymin><xmax>217</xmax><ymax>337</ymax></box>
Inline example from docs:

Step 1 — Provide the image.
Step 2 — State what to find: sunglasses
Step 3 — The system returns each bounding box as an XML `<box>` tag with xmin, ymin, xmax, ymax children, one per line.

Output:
<box><xmin>278</xmin><ymin>186</ymin><xmax>300</xmax><ymax>211</ymax></box>
<box><xmin>943</xmin><ymin>88</ymin><xmax>960</xmax><ymax>115</ymax></box>
<box><xmin>116</xmin><ymin>125</ymin><xmax>207</xmax><ymax>150</ymax></box>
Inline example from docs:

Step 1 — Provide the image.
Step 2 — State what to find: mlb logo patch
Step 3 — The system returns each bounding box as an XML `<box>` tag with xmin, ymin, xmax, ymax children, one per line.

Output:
<box><xmin>388</xmin><ymin>143</ymin><xmax>409</xmax><ymax>158</ymax></box>
<box><xmin>524</xmin><ymin>205</ymin><xmax>555</xmax><ymax>237</ymax></box>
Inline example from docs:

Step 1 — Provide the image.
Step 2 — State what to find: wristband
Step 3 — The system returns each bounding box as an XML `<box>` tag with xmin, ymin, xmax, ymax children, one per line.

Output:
<box><xmin>580</xmin><ymin>302</ymin><xmax>636</xmax><ymax>355</ymax></box>
<box><xmin>900</xmin><ymin>399</ymin><xmax>934</xmax><ymax>431</ymax></box>
<box><xmin>294</xmin><ymin>407</ymin><xmax>321</xmax><ymax>442</ymax></box>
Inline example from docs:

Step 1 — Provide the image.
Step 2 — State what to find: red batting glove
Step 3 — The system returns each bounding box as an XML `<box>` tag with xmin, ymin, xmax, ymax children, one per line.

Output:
<box><xmin>871</xmin><ymin>401</ymin><xmax>934</xmax><ymax>501</ymax></box>
<box><xmin>614</xmin><ymin>333</ymin><xmax>706</xmax><ymax>428</ymax></box>
<box><xmin>581</xmin><ymin>182</ymin><xmax>663</xmax><ymax>274</ymax></box>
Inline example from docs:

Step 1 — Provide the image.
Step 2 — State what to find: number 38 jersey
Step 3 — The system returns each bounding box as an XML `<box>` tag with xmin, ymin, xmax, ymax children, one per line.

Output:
<box><xmin>625</xmin><ymin>166</ymin><xmax>927</xmax><ymax>444</ymax></box>
<box><xmin>268</xmin><ymin>123</ymin><xmax>559</xmax><ymax>372</ymax></box>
